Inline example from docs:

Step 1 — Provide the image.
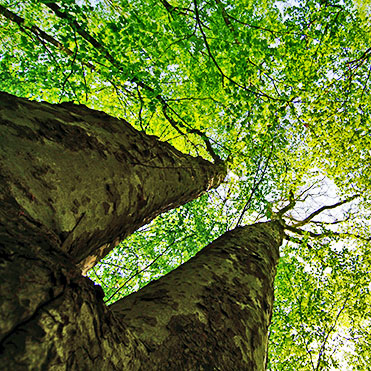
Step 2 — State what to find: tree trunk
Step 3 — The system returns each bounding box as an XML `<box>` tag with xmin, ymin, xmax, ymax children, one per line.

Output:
<box><xmin>111</xmin><ymin>221</ymin><xmax>283</xmax><ymax>370</ymax></box>
<box><xmin>0</xmin><ymin>92</ymin><xmax>282</xmax><ymax>370</ymax></box>
<box><xmin>0</xmin><ymin>219</ymin><xmax>283</xmax><ymax>370</ymax></box>
<box><xmin>0</xmin><ymin>91</ymin><xmax>225</xmax><ymax>369</ymax></box>
<box><xmin>0</xmin><ymin>92</ymin><xmax>226</xmax><ymax>273</ymax></box>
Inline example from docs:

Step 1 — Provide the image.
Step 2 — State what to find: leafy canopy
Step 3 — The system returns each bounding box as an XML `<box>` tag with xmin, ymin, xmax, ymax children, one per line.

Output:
<box><xmin>1</xmin><ymin>0</ymin><xmax>371</xmax><ymax>368</ymax></box>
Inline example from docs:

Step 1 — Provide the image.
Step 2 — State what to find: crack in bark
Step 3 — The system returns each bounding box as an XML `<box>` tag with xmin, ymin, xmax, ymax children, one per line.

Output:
<box><xmin>0</xmin><ymin>291</ymin><xmax>65</xmax><ymax>347</ymax></box>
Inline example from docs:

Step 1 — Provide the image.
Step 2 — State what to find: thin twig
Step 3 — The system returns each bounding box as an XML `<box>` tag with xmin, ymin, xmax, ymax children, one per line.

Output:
<box><xmin>315</xmin><ymin>295</ymin><xmax>349</xmax><ymax>370</ymax></box>
<box><xmin>45</xmin><ymin>1</ymin><xmax>222</xmax><ymax>162</ymax></box>
<box><xmin>104</xmin><ymin>234</ymin><xmax>195</xmax><ymax>303</ymax></box>
<box><xmin>235</xmin><ymin>143</ymin><xmax>274</xmax><ymax>226</ymax></box>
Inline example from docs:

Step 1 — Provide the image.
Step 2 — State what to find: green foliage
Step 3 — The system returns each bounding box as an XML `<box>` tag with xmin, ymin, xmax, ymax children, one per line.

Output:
<box><xmin>269</xmin><ymin>239</ymin><xmax>371</xmax><ymax>370</ymax></box>
<box><xmin>1</xmin><ymin>0</ymin><xmax>371</xmax><ymax>368</ymax></box>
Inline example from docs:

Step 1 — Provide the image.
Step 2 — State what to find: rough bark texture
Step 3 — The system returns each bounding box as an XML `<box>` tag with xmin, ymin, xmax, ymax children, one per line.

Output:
<box><xmin>0</xmin><ymin>92</ymin><xmax>226</xmax><ymax>273</ymax></box>
<box><xmin>0</xmin><ymin>204</ymin><xmax>147</xmax><ymax>370</ymax></box>
<box><xmin>111</xmin><ymin>221</ymin><xmax>284</xmax><ymax>370</ymax></box>
<box><xmin>0</xmin><ymin>214</ymin><xmax>283</xmax><ymax>370</ymax></box>
<box><xmin>0</xmin><ymin>92</ymin><xmax>282</xmax><ymax>370</ymax></box>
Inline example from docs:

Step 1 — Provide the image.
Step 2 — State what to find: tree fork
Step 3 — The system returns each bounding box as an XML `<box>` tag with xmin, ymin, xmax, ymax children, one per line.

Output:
<box><xmin>0</xmin><ymin>218</ymin><xmax>283</xmax><ymax>369</ymax></box>
<box><xmin>0</xmin><ymin>92</ymin><xmax>226</xmax><ymax>273</ymax></box>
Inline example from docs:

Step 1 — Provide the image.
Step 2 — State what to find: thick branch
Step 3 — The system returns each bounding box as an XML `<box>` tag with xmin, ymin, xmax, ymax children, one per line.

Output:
<box><xmin>0</xmin><ymin>92</ymin><xmax>226</xmax><ymax>273</ymax></box>
<box><xmin>275</xmin><ymin>191</ymin><xmax>296</xmax><ymax>219</ymax></box>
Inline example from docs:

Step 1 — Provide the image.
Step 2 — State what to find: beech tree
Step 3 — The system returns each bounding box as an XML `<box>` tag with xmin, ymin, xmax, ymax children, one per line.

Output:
<box><xmin>1</xmin><ymin>0</ymin><xmax>371</xmax><ymax>369</ymax></box>
<box><xmin>0</xmin><ymin>95</ymin><xmax>281</xmax><ymax>366</ymax></box>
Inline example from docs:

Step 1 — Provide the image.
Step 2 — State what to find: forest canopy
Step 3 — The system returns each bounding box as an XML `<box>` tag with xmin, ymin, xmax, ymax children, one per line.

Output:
<box><xmin>1</xmin><ymin>0</ymin><xmax>371</xmax><ymax>369</ymax></box>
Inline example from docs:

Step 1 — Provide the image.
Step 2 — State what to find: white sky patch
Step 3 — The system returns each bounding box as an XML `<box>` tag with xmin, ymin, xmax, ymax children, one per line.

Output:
<box><xmin>268</xmin><ymin>38</ymin><xmax>281</xmax><ymax>48</ymax></box>
<box><xmin>275</xmin><ymin>0</ymin><xmax>302</xmax><ymax>19</ymax></box>
<box><xmin>286</xmin><ymin>172</ymin><xmax>351</xmax><ymax>227</ymax></box>
<box><xmin>326</xmin><ymin>70</ymin><xmax>341</xmax><ymax>81</ymax></box>
<box><xmin>167</xmin><ymin>64</ymin><xmax>179</xmax><ymax>72</ymax></box>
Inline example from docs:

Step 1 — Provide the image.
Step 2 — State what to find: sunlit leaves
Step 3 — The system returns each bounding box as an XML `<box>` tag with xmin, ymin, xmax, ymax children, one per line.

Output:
<box><xmin>269</xmin><ymin>238</ymin><xmax>371</xmax><ymax>370</ymax></box>
<box><xmin>1</xmin><ymin>0</ymin><xmax>371</xmax><ymax>368</ymax></box>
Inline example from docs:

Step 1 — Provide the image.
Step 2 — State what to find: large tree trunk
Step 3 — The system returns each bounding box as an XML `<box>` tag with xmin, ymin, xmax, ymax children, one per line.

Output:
<box><xmin>110</xmin><ymin>221</ymin><xmax>283</xmax><ymax>370</ymax></box>
<box><xmin>0</xmin><ymin>91</ymin><xmax>225</xmax><ymax>369</ymax></box>
<box><xmin>0</xmin><ymin>219</ymin><xmax>283</xmax><ymax>370</ymax></box>
<box><xmin>0</xmin><ymin>92</ymin><xmax>282</xmax><ymax>370</ymax></box>
<box><xmin>0</xmin><ymin>92</ymin><xmax>226</xmax><ymax>273</ymax></box>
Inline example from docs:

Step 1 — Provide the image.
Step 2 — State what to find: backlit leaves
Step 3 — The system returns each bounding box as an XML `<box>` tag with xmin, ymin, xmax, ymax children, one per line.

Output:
<box><xmin>1</xmin><ymin>0</ymin><xmax>371</xmax><ymax>368</ymax></box>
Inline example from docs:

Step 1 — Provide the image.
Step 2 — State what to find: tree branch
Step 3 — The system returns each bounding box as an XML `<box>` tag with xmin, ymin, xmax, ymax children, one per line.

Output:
<box><xmin>315</xmin><ymin>295</ymin><xmax>349</xmax><ymax>370</ymax></box>
<box><xmin>214</xmin><ymin>0</ymin><xmax>240</xmax><ymax>44</ymax></box>
<box><xmin>193</xmin><ymin>0</ymin><xmax>262</xmax><ymax>96</ymax></box>
<box><xmin>0</xmin><ymin>4</ymin><xmax>94</xmax><ymax>70</ymax></box>
<box><xmin>285</xmin><ymin>224</ymin><xmax>370</xmax><ymax>242</ymax></box>
<box><xmin>292</xmin><ymin>195</ymin><xmax>359</xmax><ymax>228</ymax></box>
<box><xmin>0</xmin><ymin>5</ymin><xmax>70</xmax><ymax>55</ymax></box>
<box><xmin>44</xmin><ymin>1</ymin><xmax>222</xmax><ymax>163</ymax></box>
<box><xmin>235</xmin><ymin>143</ymin><xmax>274</xmax><ymax>227</ymax></box>
<box><xmin>275</xmin><ymin>190</ymin><xmax>296</xmax><ymax>219</ymax></box>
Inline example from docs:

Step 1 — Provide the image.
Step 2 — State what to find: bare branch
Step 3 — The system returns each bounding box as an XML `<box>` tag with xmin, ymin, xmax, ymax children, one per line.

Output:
<box><xmin>346</xmin><ymin>47</ymin><xmax>371</xmax><ymax>66</ymax></box>
<box><xmin>310</xmin><ymin>215</ymin><xmax>351</xmax><ymax>225</ymax></box>
<box><xmin>292</xmin><ymin>195</ymin><xmax>359</xmax><ymax>228</ymax></box>
<box><xmin>275</xmin><ymin>190</ymin><xmax>296</xmax><ymax>219</ymax></box>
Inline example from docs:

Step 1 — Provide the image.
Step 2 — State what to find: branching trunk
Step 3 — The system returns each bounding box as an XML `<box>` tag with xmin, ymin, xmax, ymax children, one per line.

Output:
<box><xmin>0</xmin><ymin>92</ymin><xmax>226</xmax><ymax>273</ymax></box>
<box><xmin>0</xmin><ymin>91</ymin><xmax>225</xmax><ymax>369</ymax></box>
<box><xmin>0</xmin><ymin>218</ymin><xmax>283</xmax><ymax>370</ymax></box>
<box><xmin>0</xmin><ymin>92</ymin><xmax>282</xmax><ymax>370</ymax></box>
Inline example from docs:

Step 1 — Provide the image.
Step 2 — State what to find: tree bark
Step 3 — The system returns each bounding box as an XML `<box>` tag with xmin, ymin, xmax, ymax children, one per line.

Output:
<box><xmin>0</xmin><ymin>92</ymin><xmax>226</xmax><ymax>273</ymax></box>
<box><xmin>0</xmin><ymin>91</ymin><xmax>225</xmax><ymax>369</ymax></box>
<box><xmin>111</xmin><ymin>221</ymin><xmax>283</xmax><ymax>370</ymax></box>
<box><xmin>0</xmin><ymin>92</ymin><xmax>282</xmax><ymax>370</ymax></box>
<box><xmin>0</xmin><ymin>219</ymin><xmax>283</xmax><ymax>370</ymax></box>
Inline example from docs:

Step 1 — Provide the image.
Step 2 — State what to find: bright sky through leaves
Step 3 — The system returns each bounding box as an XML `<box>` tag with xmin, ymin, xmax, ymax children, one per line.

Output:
<box><xmin>1</xmin><ymin>0</ymin><xmax>371</xmax><ymax>368</ymax></box>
